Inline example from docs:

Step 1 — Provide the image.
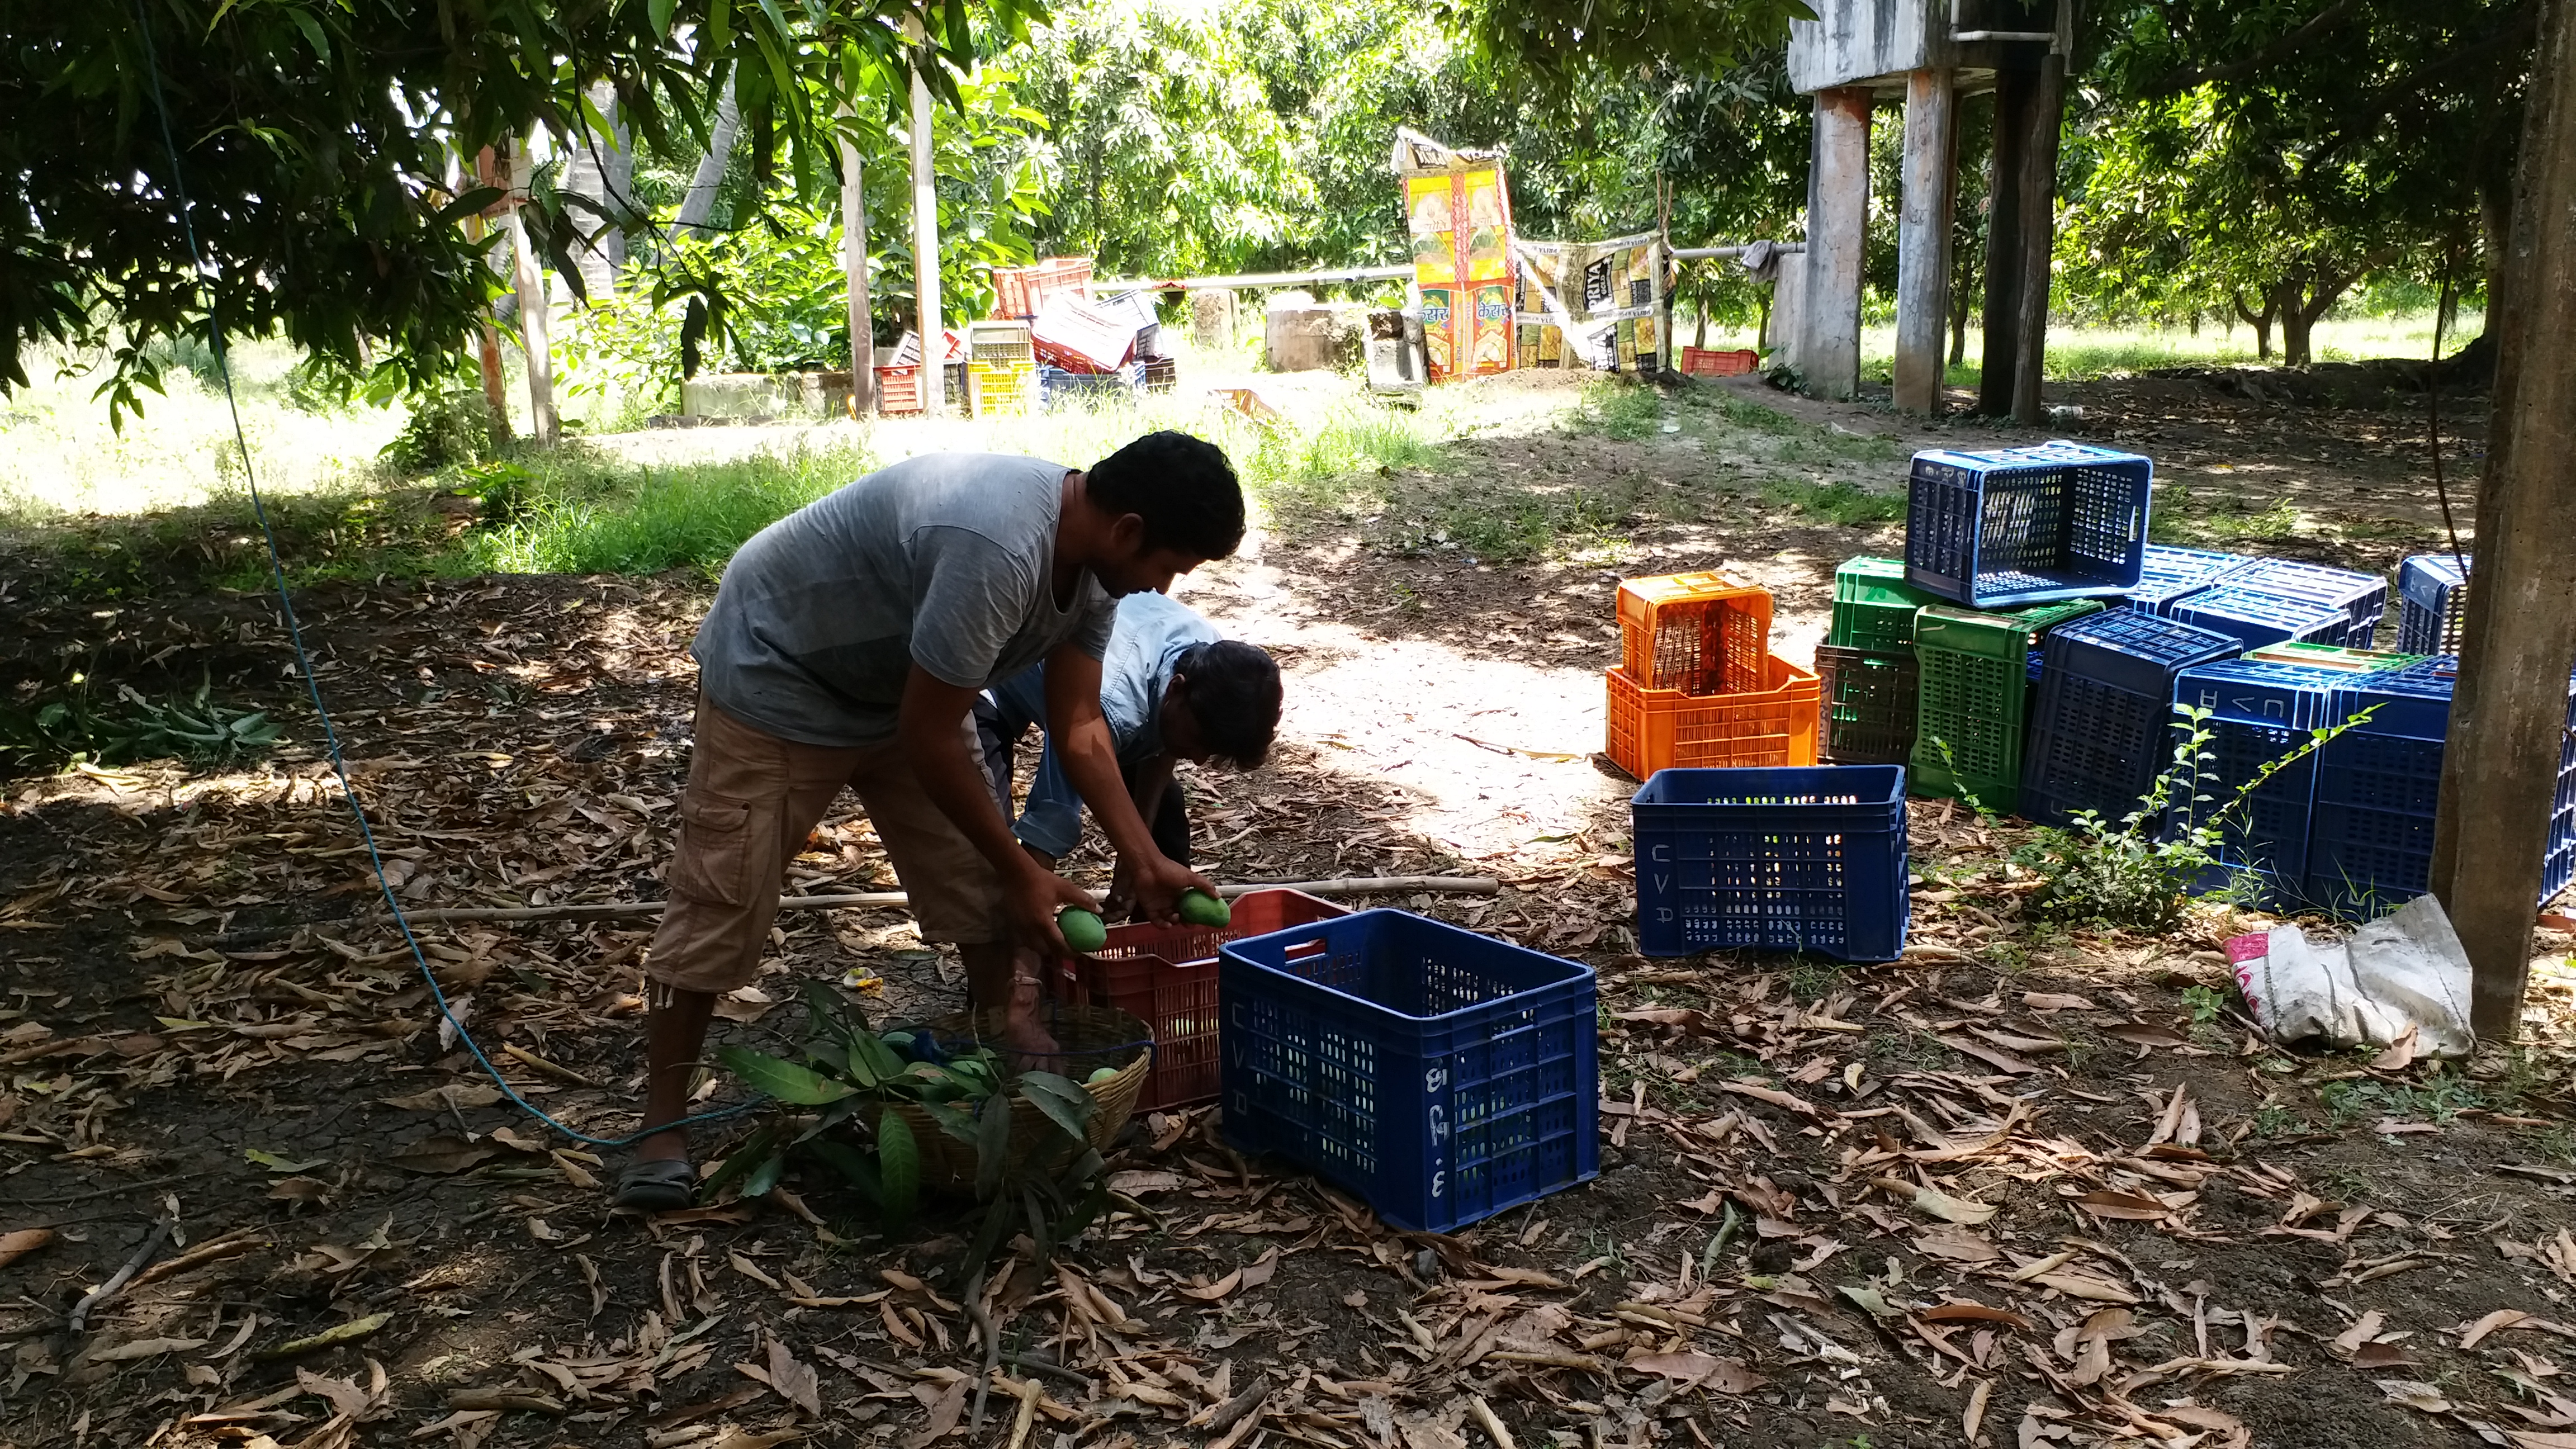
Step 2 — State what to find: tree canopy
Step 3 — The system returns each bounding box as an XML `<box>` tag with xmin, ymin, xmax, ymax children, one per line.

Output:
<box><xmin>0</xmin><ymin>0</ymin><xmax>1036</xmax><ymax>420</ymax></box>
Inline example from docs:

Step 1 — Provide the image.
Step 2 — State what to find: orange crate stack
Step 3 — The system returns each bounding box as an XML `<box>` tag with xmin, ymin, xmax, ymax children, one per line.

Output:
<box><xmin>874</xmin><ymin>364</ymin><xmax>924</xmax><ymax>416</ymax></box>
<box><xmin>1680</xmin><ymin>347</ymin><xmax>1759</xmax><ymax>377</ymax></box>
<box><xmin>1618</xmin><ymin>571</ymin><xmax>1772</xmax><ymax>694</ymax></box>
<box><xmin>1603</xmin><ymin>656</ymin><xmax>1820</xmax><ymax>777</ymax></box>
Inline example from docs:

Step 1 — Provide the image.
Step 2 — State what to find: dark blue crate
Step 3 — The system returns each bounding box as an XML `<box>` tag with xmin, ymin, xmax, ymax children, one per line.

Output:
<box><xmin>1220</xmin><ymin>911</ymin><xmax>1597</xmax><ymax>1234</ymax></box>
<box><xmin>2346</xmin><ymin>656</ymin><xmax>2459</xmax><ymax>738</ymax></box>
<box><xmin>2307</xmin><ymin>799</ymin><xmax>2436</xmax><ymax>918</ymax></box>
<box><xmin>2130</xmin><ymin>545</ymin><xmax>2253</xmax><ymax>609</ymax></box>
<box><xmin>1038</xmin><ymin>362</ymin><xmax>1142</xmax><ymax>408</ymax></box>
<box><xmin>2229</xmin><ymin>558</ymin><xmax>2388</xmax><ymax>642</ymax></box>
<box><xmin>2019</xmin><ymin>613</ymin><xmax>2241</xmax><ymax>826</ymax></box>
<box><xmin>1905</xmin><ymin>441</ymin><xmax>2152</xmax><ymax>608</ymax></box>
<box><xmin>2167</xmin><ymin>584</ymin><xmax>2351</xmax><ymax>650</ymax></box>
<box><xmin>2166</xmin><ymin>659</ymin><xmax>2362</xmax><ymax>899</ymax></box>
<box><xmin>2397</xmin><ymin>554</ymin><xmax>2470</xmax><ymax>655</ymax></box>
<box><xmin>1630</xmin><ymin>766</ymin><xmax>1909</xmax><ymax>962</ymax></box>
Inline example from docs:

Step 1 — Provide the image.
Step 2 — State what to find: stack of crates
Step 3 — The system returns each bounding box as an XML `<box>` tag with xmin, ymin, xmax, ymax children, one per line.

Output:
<box><xmin>2304</xmin><ymin>657</ymin><xmax>2576</xmax><ymax>917</ymax></box>
<box><xmin>1602</xmin><ymin>572</ymin><xmax>1818</xmax><ymax>778</ymax></box>
<box><xmin>1908</xmin><ymin>599</ymin><xmax>2105</xmax><ymax>814</ymax></box>
<box><xmin>1819</xmin><ymin>558</ymin><xmax>1941</xmax><ymax>765</ymax></box>
<box><xmin>2127</xmin><ymin>545</ymin><xmax>2252</xmax><ymax>609</ymax></box>
<box><xmin>2162</xmin><ymin>558</ymin><xmax>2386</xmax><ymax>650</ymax></box>
<box><xmin>966</xmin><ymin>321</ymin><xmax>1036</xmax><ymax>418</ymax></box>
<box><xmin>2396</xmin><ymin>554</ymin><xmax>2471</xmax><ymax>655</ymax></box>
<box><xmin>2020</xmin><ymin>610</ymin><xmax>2242</xmax><ymax>827</ymax></box>
<box><xmin>2166</xmin><ymin>656</ymin><xmax>2366</xmax><ymax>905</ymax></box>
<box><xmin>990</xmin><ymin>256</ymin><xmax>1095</xmax><ymax>320</ymax></box>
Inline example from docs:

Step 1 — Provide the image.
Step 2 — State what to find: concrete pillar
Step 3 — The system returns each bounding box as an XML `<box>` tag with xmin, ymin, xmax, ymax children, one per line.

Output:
<box><xmin>907</xmin><ymin>26</ymin><xmax>943</xmax><ymax>415</ymax></box>
<box><xmin>1894</xmin><ymin>68</ymin><xmax>1958</xmax><ymax>414</ymax></box>
<box><xmin>1801</xmin><ymin>87</ymin><xmax>1873</xmax><ymax>401</ymax></box>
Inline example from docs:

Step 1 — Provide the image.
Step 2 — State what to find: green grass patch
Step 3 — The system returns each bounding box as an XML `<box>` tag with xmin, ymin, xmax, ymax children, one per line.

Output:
<box><xmin>461</xmin><ymin>447</ymin><xmax>869</xmax><ymax>579</ymax></box>
<box><xmin>1762</xmin><ymin>479</ymin><xmax>1907</xmax><ymax>527</ymax></box>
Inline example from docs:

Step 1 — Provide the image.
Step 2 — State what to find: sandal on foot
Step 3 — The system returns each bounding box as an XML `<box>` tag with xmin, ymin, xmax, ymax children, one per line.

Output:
<box><xmin>613</xmin><ymin>1156</ymin><xmax>695</xmax><ymax>1213</ymax></box>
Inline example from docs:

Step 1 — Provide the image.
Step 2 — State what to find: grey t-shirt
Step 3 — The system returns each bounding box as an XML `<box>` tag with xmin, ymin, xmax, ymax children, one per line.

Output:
<box><xmin>692</xmin><ymin>453</ymin><xmax>1115</xmax><ymax>747</ymax></box>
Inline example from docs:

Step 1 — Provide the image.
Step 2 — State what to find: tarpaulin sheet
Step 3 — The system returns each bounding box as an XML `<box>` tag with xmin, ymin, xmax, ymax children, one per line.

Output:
<box><xmin>1392</xmin><ymin>128</ymin><xmax>1515</xmax><ymax>381</ymax></box>
<box><xmin>1513</xmin><ymin>232</ymin><xmax>1666</xmax><ymax>375</ymax></box>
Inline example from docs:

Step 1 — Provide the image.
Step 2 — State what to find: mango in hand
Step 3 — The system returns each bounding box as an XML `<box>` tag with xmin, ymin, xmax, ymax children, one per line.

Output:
<box><xmin>1058</xmin><ymin>907</ymin><xmax>1107</xmax><ymax>954</ymax></box>
<box><xmin>1178</xmin><ymin>888</ymin><xmax>1231</xmax><ymax>927</ymax></box>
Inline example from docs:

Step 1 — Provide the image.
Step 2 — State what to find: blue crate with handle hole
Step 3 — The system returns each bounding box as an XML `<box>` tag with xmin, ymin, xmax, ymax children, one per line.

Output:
<box><xmin>1631</xmin><ymin>765</ymin><xmax>1909</xmax><ymax>962</ymax></box>
<box><xmin>1219</xmin><ymin>911</ymin><xmax>1597</xmax><ymax>1234</ymax></box>
<box><xmin>2020</xmin><ymin>610</ymin><xmax>2241</xmax><ymax>828</ymax></box>
<box><xmin>2395</xmin><ymin>554</ymin><xmax>2471</xmax><ymax>656</ymax></box>
<box><xmin>1904</xmin><ymin>440</ymin><xmax>2152</xmax><ymax>608</ymax></box>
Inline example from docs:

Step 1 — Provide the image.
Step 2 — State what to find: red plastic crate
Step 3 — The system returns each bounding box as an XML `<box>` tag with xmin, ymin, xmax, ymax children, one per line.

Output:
<box><xmin>1681</xmin><ymin>347</ymin><xmax>1758</xmax><ymax>376</ymax></box>
<box><xmin>874</xmin><ymin>364</ymin><xmax>924</xmax><ymax>416</ymax></box>
<box><xmin>1603</xmin><ymin>655</ymin><xmax>1820</xmax><ymax>780</ymax></box>
<box><xmin>1616</xmin><ymin>571</ymin><xmax>1773</xmax><ymax>695</ymax></box>
<box><xmin>1063</xmin><ymin>888</ymin><xmax>1349</xmax><ymax>1110</ymax></box>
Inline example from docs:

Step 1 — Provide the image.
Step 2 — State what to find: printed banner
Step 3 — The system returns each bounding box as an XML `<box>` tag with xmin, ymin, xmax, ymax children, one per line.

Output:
<box><xmin>1513</xmin><ymin>232</ymin><xmax>1668</xmax><ymax>375</ymax></box>
<box><xmin>1393</xmin><ymin>129</ymin><xmax>1516</xmax><ymax>380</ymax></box>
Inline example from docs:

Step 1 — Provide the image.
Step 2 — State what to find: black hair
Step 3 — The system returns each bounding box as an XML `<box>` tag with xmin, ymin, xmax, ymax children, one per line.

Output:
<box><xmin>1173</xmin><ymin>640</ymin><xmax>1281</xmax><ymax>769</ymax></box>
<box><xmin>1086</xmin><ymin>430</ymin><xmax>1246</xmax><ymax>560</ymax></box>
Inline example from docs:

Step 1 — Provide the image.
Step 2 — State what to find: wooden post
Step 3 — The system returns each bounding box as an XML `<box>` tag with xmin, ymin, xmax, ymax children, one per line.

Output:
<box><xmin>907</xmin><ymin>22</ymin><xmax>944</xmax><ymax>416</ymax></box>
<box><xmin>839</xmin><ymin>79</ymin><xmax>876</xmax><ymax>418</ymax></box>
<box><xmin>2010</xmin><ymin>42</ymin><xmax>2065</xmax><ymax>427</ymax></box>
<box><xmin>1978</xmin><ymin>68</ymin><xmax>2031</xmax><ymax>417</ymax></box>
<box><xmin>2431</xmin><ymin>0</ymin><xmax>2576</xmax><ymax>1040</ymax></box>
<box><xmin>1802</xmin><ymin>87</ymin><xmax>1872</xmax><ymax>401</ymax></box>
<box><xmin>1894</xmin><ymin>67</ymin><xmax>1958</xmax><ymax>414</ymax></box>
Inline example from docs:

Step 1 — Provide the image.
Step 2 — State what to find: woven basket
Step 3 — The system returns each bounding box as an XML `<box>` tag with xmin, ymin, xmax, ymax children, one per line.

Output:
<box><xmin>883</xmin><ymin>1002</ymin><xmax>1152</xmax><ymax>1195</ymax></box>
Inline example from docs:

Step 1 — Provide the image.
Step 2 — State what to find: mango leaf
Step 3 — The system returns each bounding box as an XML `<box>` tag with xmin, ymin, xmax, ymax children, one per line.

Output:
<box><xmin>1016</xmin><ymin>1072</ymin><xmax>1096</xmax><ymax>1145</ymax></box>
<box><xmin>702</xmin><ymin>1121</ymin><xmax>787</xmax><ymax>1200</ymax></box>
<box><xmin>743</xmin><ymin>1150</ymin><xmax>786</xmax><ymax>1198</ymax></box>
<box><xmin>807</xmin><ymin>1139</ymin><xmax>880</xmax><ymax>1204</ymax></box>
<box><xmin>877</xmin><ymin>1109</ymin><xmax>918</xmax><ymax>1237</ymax></box>
<box><xmin>972</xmin><ymin>1094</ymin><xmax>1011</xmax><ymax>1202</ymax></box>
<box><xmin>917</xmin><ymin>1097</ymin><xmax>977</xmax><ymax>1145</ymax></box>
<box><xmin>716</xmin><ymin>1046</ymin><xmax>853</xmax><ymax>1106</ymax></box>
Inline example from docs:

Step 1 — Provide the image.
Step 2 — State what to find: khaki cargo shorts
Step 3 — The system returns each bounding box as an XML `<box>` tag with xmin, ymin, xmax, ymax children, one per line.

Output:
<box><xmin>645</xmin><ymin>694</ymin><xmax>1003</xmax><ymax>993</ymax></box>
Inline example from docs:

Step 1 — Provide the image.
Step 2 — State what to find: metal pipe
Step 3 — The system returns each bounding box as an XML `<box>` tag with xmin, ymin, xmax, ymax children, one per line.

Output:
<box><xmin>1951</xmin><ymin>30</ymin><xmax>2056</xmax><ymax>41</ymax></box>
<box><xmin>1090</xmin><ymin>264</ymin><xmax>1415</xmax><ymax>292</ymax></box>
<box><xmin>1671</xmin><ymin>243</ymin><xmax>1807</xmax><ymax>260</ymax></box>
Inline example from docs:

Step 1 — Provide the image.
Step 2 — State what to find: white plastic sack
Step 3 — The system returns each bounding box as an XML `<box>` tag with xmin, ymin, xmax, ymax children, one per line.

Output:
<box><xmin>2225</xmin><ymin>894</ymin><xmax>2475</xmax><ymax>1058</ymax></box>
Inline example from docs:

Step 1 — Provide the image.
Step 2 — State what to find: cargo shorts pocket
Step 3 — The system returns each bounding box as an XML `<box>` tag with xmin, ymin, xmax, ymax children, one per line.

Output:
<box><xmin>669</xmin><ymin>793</ymin><xmax>772</xmax><ymax>907</ymax></box>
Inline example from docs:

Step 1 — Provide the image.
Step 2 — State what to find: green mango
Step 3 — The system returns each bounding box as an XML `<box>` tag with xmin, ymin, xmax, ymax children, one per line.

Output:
<box><xmin>1059</xmin><ymin>907</ymin><xmax>1107</xmax><ymax>953</ymax></box>
<box><xmin>1178</xmin><ymin>889</ymin><xmax>1231</xmax><ymax>927</ymax></box>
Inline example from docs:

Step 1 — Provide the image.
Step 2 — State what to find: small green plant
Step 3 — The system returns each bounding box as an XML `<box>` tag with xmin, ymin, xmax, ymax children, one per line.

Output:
<box><xmin>2023</xmin><ymin>702</ymin><xmax>2375</xmax><ymax>930</ymax></box>
<box><xmin>2251</xmin><ymin>1102</ymin><xmax>2301</xmax><ymax>1137</ymax></box>
<box><xmin>383</xmin><ymin>387</ymin><xmax>496</xmax><ymax>470</ymax></box>
<box><xmin>2182</xmin><ymin>984</ymin><xmax>2228</xmax><ymax>1026</ymax></box>
<box><xmin>1761</xmin><ymin>479</ymin><xmax>1907</xmax><ymax>526</ymax></box>
<box><xmin>0</xmin><ymin>674</ymin><xmax>283</xmax><ymax>774</ymax></box>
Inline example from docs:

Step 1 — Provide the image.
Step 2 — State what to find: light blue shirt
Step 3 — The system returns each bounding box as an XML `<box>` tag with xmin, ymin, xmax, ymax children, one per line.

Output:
<box><xmin>986</xmin><ymin>592</ymin><xmax>1219</xmax><ymax>858</ymax></box>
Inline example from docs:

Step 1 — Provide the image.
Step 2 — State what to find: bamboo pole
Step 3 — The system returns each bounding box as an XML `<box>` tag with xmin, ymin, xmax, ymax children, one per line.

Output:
<box><xmin>383</xmin><ymin>875</ymin><xmax>1503</xmax><ymax>926</ymax></box>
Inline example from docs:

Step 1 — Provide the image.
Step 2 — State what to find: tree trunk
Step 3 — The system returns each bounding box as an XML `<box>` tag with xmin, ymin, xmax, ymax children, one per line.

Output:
<box><xmin>1979</xmin><ymin>67</ymin><xmax>2033</xmax><ymax>415</ymax></box>
<box><xmin>2231</xmin><ymin>292</ymin><xmax>2274</xmax><ymax>361</ymax></box>
<box><xmin>674</xmin><ymin>78</ymin><xmax>741</xmax><ymax>240</ymax></box>
<box><xmin>1950</xmin><ymin>291</ymin><xmax>1969</xmax><ymax>366</ymax></box>
<box><xmin>1694</xmin><ymin>307</ymin><xmax>1708</xmax><ymax>349</ymax></box>
<box><xmin>2010</xmin><ymin>45</ymin><xmax>2066</xmax><ymax>426</ymax></box>
<box><xmin>2431</xmin><ymin>0</ymin><xmax>2576</xmax><ymax>1036</ymax></box>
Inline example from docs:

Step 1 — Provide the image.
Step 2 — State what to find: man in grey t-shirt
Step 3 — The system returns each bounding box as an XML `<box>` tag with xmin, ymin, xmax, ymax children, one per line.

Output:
<box><xmin>619</xmin><ymin>433</ymin><xmax>1243</xmax><ymax>1211</ymax></box>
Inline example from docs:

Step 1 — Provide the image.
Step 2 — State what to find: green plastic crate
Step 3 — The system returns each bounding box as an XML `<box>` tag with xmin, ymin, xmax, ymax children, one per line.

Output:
<box><xmin>1908</xmin><ymin>599</ymin><xmax>2105</xmax><ymax>813</ymax></box>
<box><xmin>1830</xmin><ymin>557</ymin><xmax>1945</xmax><ymax>654</ymax></box>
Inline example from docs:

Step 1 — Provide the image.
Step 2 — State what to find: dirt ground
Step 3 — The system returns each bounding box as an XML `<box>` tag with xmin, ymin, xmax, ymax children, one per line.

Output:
<box><xmin>4</xmin><ymin>368</ymin><xmax>2574</xmax><ymax>1449</ymax></box>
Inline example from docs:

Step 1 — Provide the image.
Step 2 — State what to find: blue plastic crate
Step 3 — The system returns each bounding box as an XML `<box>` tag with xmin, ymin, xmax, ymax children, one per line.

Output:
<box><xmin>1904</xmin><ymin>441</ymin><xmax>2153</xmax><ymax>608</ymax></box>
<box><xmin>2166</xmin><ymin>659</ymin><xmax>2363</xmax><ymax>903</ymax></box>
<box><xmin>1630</xmin><ymin>766</ymin><xmax>1908</xmax><ymax>962</ymax></box>
<box><xmin>2228</xmin><ymin>558</ymin><xmax>2387</xmax><ymax>647</ymax></box>
<box><xmin>2167</xmin><ymin>584</ymin><xmax>2351</xmax><ymax>650</ymax></box>
<box><xmin>2130</xmin><ymin>545</ymin><xmax>2253</xmax><ymax>609</ymax></box>
<box><xmin>1038</xmin><ymin>362</ymin><xmax>1143</xmax><ymax>408</ymax></box>
<box><xmin>1220</xmin><ymin>911</ymin><xmax>1597</xmax><ymax>1233</ymax></box>
<box><xmin>2395</xmin><ymin>554</ymin><xmax>2471</xmax><ymax>656</ymax></box>
<box><xmin>2020</xmin><ymin>613</ymin><xmax>2242</xmax><ymax>827</ymax></box>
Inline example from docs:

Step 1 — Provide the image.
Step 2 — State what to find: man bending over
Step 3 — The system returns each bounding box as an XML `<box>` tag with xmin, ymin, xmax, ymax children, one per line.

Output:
<box><xmin>618</xmin><ymin>432</ymin><xmax>1240</xmax><ymax>1211</ymax></box>
<box><xmin>978</xmin><ymin>591</ymin><xmax>1281</xmax><ymax>915</ymax></box>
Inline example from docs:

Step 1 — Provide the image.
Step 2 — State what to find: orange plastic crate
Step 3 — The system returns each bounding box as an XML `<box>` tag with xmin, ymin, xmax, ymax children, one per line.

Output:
<box><xmin>1617</xmin><ymin>572</ymin><xmax>1773</xmax><ymax>695</ymax></box>
<box><xmin>1602</xmin><ymin>655</ymin><xmax>1820</xmax><ymax>779</ymax></box>
<box><xmin>873</xmin><ymin>364</ymin><xmax>924</xmax><ymax>416</ymax></box>
<box><xmin>1062</xmin><ymin>889</ymin><xmax>1348</xmax><ymax>1110</ymax></box>
<box><xmin>1681</xmin><ymin>347</ymin><xmax>1759</xmax><ymax>376</ymax></box>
